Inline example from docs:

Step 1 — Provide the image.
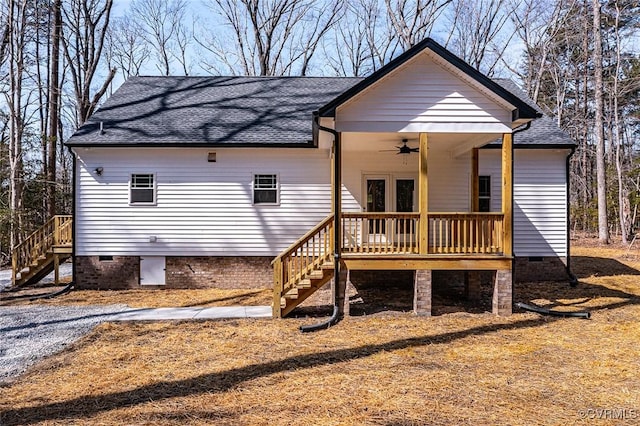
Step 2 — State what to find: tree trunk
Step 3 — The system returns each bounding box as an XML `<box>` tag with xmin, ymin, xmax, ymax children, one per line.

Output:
<box><xmin>47</xmin><ymin>0</ymin><xmax>62</xmax><ymax>217</ymax></box>
<box><xmin>7</xmin><ymin>0</ymin><xmax>26</xmax><ymax>250</ymax></box>
<box><xmin>592</xmin><ymin>0</ymin><xmax>609</xmax><ymax>244</ymax></box>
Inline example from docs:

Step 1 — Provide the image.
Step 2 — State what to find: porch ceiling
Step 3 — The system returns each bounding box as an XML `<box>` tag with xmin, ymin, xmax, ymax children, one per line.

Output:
<box><xmin>341</xmin><ymin>132</ymin><xmax>502</xmax><ymax>157</ymax></box>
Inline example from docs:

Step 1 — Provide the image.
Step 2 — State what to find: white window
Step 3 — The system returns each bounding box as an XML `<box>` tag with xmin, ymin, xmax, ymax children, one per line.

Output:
<box><xmin>130</xmin><ymin>174</ymin><xmax>156</xmax><ymax>205</ymax></box>
<box><xmin>253</xmin><ymin>174</ymin><xmax>278</xmax><ymax>205</ymax></box>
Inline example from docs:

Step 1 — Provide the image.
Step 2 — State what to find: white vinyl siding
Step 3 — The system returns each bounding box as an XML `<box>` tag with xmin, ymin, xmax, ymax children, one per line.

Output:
<box><xmin>75</xmin><ymin>145</ymin><xmax>568</xmax><ymax>259</ymax></box>
<box><xmin>75</xmin><ymin>148</ymin><xmax>334</xmax><ymax>256</ymax></box>
<box><xmin>335</xmin><ymin>51</ymin><xmax>512</xmax><ymax>134</ymax></box>
<box><xmin>479</xmin><ymin>149</ymin><xmax>569</xmax><ymax>257</ymax></box>
<box><xmin>341</xmin><ymin>148</ymin><xmax>471</xmax><ymax>212</ymax></box>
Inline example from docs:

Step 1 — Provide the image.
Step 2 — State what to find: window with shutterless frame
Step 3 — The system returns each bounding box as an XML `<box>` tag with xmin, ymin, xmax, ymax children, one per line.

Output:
<box><xmin>478</xmin><ymin>175</ymin><xmax>491</xmax><ymax>212</ymax></box>
<box><xmin>253</xmin><ymin>174</ymin><xmax>278</xmax><ymax>205</ymax></box>
<box><xmin>130</xmin><ymin>173</ymin><xmax>156</xmax><ymax>205</ymax></box>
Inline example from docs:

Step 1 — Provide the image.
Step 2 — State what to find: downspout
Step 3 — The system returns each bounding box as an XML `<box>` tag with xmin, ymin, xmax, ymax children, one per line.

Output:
<box><xmin>300</xmin><ymin>113</ymin><xmax>342</xmax><ymax>332</ymax></box>
<box><xmin>71</xmin><ymin>146</ymin><xmax>77</xmax><ymax>288</ymax></box>
<box><xmin>565</xmin><ymin>147</ymin><xmax>578</xmax><ymax>286</ymax></box>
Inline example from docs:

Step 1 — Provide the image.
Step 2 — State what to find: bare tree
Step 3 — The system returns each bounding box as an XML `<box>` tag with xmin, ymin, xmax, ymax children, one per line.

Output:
<box><xmin>60</xmin><ymin>0</ymin><xmax>115</xmax><ymax>126</ymax></box>
<box><xmin>4</xmin><ymin>0</ymin><xmax>28</xmax><ymax>249</ymax></box>
<box><xmin>508</xmin><ymin>0</ymin><xmax>577</xmax><ymax>103</ymax></box>
<box><xmin>200</xmin><ymin>0</ymin><xmax>341</xmax><ymax>76</ymax></box>
<box><xmin>105</xmin><ymin>15</ymin><xmax>150</xmax><ymax>80</ymax></box>
<box><xmin>444</xmin><ymin>0</ymin><xmax>516</xmax><ymax>76</ymax></box>
<box><xmin>129</xmin><ymin>0</ymin><xmax>190</xmax><ymax>76</ymax></box>
<box><xmin>46</xmin><ymin>0</ymin><xmax>62</xmax><ymax>217</ymax></box>
<box><xmin>323</xmin><ymin>0</ymin><xmax>375</xmax><ymax>76</ymax></box>
<box><xmin>592</xmin><ymin>0</ymin><xmax>609</xmax><ymax>243</ymax></box>
<box><xmin>384</xmin><ymin>0</ymin><xmax>451</xmax><ymax>50</ymax></box>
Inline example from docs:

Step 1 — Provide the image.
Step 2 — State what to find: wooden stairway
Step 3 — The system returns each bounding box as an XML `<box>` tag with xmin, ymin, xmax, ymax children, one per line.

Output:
<box><xmin>11</xmin><ymin>215</ymin><xmax>73</xmax><ymax>288</ymax></box>
<box><xmin>272</xmin><ymin>215</ymin><xmax>335</xmax><ymax>318</ymax></box>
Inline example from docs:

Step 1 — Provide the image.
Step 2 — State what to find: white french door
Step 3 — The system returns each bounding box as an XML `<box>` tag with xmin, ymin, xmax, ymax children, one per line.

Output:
<box><xmin>361</xmin><ymin>174</ymin><xmax>417</xmax><ymax>244</ymax></box>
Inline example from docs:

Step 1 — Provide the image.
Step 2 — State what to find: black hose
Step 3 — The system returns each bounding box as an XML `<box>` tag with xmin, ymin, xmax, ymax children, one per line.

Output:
<box><xmin>516</xmin><ymin>302</ymin><xmax>590</xmax><ymax>319</ymax></box>
<box><xmin>29</xmin><ymin>282</ymin><xmax>74</xmax><ymax>301</ymax></box>
<box><xmin>300</xmin><ymin>305</ymin><xmax>340</xmax><ymax>333</ymax></box>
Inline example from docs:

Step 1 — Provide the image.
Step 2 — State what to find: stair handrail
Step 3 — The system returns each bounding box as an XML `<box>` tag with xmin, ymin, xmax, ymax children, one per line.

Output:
<box><xmin>272</xmin><ymin>214</ymin><xmax>334</xmax><ymax>318</ymax></box>
<box><xmin>11</xmin><ymin>215</ymin><xmax>72</xmax><ymax>284</ymax></box>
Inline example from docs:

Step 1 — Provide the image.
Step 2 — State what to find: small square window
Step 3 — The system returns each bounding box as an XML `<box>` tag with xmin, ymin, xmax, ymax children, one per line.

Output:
<box><xmin>98</xmin><ymin>255</ymin><xmax>114</xmax><ymax>262</ymax></box>
<box><xmin>130</xmin><ymin>174</ymin><xmax>156</xmax><ymax>205</ymax></box>
<box><xmin>253</xmin><ymin>174</ymin><xmax>278</xmax><ymax>204</ymax></box>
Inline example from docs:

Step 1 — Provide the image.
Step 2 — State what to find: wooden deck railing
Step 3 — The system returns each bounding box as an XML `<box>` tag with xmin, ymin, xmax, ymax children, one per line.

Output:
<box><xmin>339</xmin><ymin>212</ymin><xmax>504</xmax><ymax>255</ymax></box>
<box><xmin>272</xmin><ymin>214</ymin><xmax>334</xmax><ymax>306</ymax></box>
<box><xmin>428</xmin><ymin>213</ymin><xmax>503</xmax><ymax>254</ymax></box>
<box><xmin>12</xmin><ymin>215</ymin><xmax>73</xmax><ymax>283</ymax></box>
<box><xmin>341</xmin><ymin>212</ymin><xmax>420</xmax><ymax>254</ymax></box>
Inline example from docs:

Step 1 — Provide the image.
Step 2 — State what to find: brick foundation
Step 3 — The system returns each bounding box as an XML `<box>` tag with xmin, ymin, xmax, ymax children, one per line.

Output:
<box><xmin>75</xmin><ymin>256</ymin><xmax>272</xmax><ymax>290</ymax></box>
<box><xmin>165</xmin><ymin>256</ymin><xmax>272</xmax><ymax>289</ymax></box>
<box><xmin>515</xmin><ymin>256</ymin><xmax>568</xmax><ymax>282</ymax></box>
<box><xmin>413</xmin><ymin>269</ymin><xmax>432</xmax><ymax>316</ymax></box>
<box><xmin>75</xmin><ymin>256</ymin><xmax>140</xmax><ymax>289</ymax></box>
<box><xmin>492</xmin><ymin>269</ymin><xmax>512</xmax><ymax>315</ymax></box>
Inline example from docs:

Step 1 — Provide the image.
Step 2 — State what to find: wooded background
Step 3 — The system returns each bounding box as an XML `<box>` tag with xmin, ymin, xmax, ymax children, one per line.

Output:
<box><xmin>1</xmin><ymin>0</ymin><xmax>639</xmax><ymax>265</ymax></box>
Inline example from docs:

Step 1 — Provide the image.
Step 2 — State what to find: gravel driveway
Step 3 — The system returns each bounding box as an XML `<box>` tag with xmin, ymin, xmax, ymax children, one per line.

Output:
<box><xmin>0</xmin><ymin>305</ymin><xmax>128</xmax><ymax>383</ymax></box>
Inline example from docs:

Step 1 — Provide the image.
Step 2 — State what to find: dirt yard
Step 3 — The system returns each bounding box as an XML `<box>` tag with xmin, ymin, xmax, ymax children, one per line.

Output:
<box><xmin>1</xmin><ymin>240</ymin><xmax>639</xmax><ymax>425</ymax></box>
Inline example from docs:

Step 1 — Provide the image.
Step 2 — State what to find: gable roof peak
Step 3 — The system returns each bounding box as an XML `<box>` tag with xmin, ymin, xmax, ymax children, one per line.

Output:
<box><xmin>318</xmin><ymin>37</ymin><xmax>541</xmax><ymax>120</ymax></box>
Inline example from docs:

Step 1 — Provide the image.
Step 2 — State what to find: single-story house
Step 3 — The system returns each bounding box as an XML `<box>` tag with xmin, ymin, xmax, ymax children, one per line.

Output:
<box><xmin>65</xmin><ymin>38</ymin><xmax>575</xmax><ymax>318</ymax></box>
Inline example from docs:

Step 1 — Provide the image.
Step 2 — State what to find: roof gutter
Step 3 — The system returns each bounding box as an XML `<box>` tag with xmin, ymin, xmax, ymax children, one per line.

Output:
<box><xmin>301</xmin><ymin>113</ymin><xmax>342</xmax><ymax>332</ymax></box>
<box><xmin>70</xmin><ymin>146</ymin><xmax>78</xmax><ymax>289</ymax></box>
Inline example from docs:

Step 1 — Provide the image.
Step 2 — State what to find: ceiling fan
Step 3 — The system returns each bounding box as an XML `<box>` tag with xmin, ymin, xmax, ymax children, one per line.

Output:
<box><xmin>380</xmin><ymin>138</ymin><xmax>419</xmax><ymax>155</ymax></box>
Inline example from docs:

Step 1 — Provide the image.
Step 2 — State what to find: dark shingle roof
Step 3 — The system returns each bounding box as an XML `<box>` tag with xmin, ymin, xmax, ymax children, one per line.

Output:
<box><xmin>65</xmin><ymin>76</ymin><xmax>361</xmax><ymax>147</ymax></box>
<box><xmin>65</xmin><ymin>75</ymin><xmax>573</xmax><ymax>148</ymax></box>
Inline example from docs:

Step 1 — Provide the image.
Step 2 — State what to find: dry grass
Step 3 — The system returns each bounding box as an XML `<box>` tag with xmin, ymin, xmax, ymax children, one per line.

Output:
<box><xmin>0</xmin><ymin>287</ymin><xmax>272</xmax><ymax>308</ymax></box>
<box><xmin>1</xmin><ymin>243</ymin><xmax>640</xmax><ymax>425</ymax></box>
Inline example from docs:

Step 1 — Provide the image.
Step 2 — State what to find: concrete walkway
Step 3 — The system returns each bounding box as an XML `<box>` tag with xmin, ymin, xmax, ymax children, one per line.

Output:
<box><xmin>110</xmin><ymin>305</ymin><xmax>272</xmax><ymax>321</ymax></box>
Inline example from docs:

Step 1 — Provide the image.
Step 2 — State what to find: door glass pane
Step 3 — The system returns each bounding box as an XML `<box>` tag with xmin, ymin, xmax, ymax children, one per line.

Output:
<box><xmin>367</xmin><ymin>179</ymin><xmax>386</xmax><ymax>234</ymax></box>
<box><xmin>366</xmin><ymin>179</ymin><xmax>386</xmax><ymax>212</ymax></box>
<box><xmin>396</xmin><ymin>179</ymin><xmax>415</xmax><ymax>212</ymax></box>
<box><xmin>396</xmin><ymin>179</ymin><xmax>415</xmax><ymax>234</ymax></box>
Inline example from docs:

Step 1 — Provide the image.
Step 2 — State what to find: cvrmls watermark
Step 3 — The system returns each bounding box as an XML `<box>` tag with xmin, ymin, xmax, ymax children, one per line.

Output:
<box><xmin>578</xmin><ymin>408</ymin><xmax>638</xmax><ymax>420</ymax></box>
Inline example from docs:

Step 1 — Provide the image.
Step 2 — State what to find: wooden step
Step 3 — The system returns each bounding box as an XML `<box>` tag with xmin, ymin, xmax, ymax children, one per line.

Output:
<box><xmin>321</xmin><ymin>262</ymin><xmax>335</xmax><ymax>270</ymax></box>
<box><xmin>284</xmin><ymin>288</ymin><xmax>299</xmax><ymax>299</ymax></box>
<box><xmin>298</xmin><ymin>279</ymin><xmax>312</xmax><ymax>289</ymax></box>
<box><xmin>308</xmin><ymin>270</ymin><xmax>324</xmax><ymax>280</ymax></box>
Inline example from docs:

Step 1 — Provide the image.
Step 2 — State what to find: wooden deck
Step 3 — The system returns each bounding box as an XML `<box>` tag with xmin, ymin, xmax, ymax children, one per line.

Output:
<box><xmin>273</xmin><ymin>212</ymin><xmax>510</xmax><ymax>317</ymax></box>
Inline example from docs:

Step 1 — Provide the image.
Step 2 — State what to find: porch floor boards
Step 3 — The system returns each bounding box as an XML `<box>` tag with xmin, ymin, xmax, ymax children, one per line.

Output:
<box><xmin>341</xmin><ymin>253</ymin><xmax>512</xmax><ymax>271</ymax></box>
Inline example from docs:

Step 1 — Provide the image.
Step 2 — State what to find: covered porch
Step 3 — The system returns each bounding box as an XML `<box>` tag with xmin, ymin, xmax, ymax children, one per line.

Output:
<box><xmin>272</xmin><ymin>130</ymin><xmax>515</xmax><ymax>318</ymax></box>
<box><xmin>272</xmin><ymin>38</ymin><xmax>540</xmax><ymax>318</ymax></box>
